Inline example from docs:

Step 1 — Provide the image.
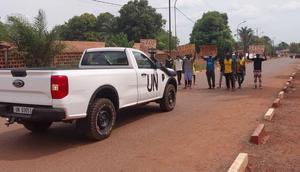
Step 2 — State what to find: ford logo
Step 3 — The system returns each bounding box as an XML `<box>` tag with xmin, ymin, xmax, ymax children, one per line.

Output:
<box><xmin>13</xmin><ymin>79</ymin><xmax>25</xmax><ymax>88</ymax></box>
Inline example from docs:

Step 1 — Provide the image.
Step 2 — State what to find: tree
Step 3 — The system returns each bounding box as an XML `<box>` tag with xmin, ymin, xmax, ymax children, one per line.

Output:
<box><xmin>96</xmin><ymin>12</ymin><xmax>117</xmax><ymax>41</ymax></box>
<box><xmin>0</xmin><ymin>21</ymin><xmax>9</xmax><ymax>41</ymax></box>
<box><xmin>59</xmin><ymin>13</ymin><xmax>100</xmax><ymax>41</ymax></box>
<box><xmin>253</xmin><ymin>36</ymin><xmax>275</xmax><ymax>56</ymax></box>
<box><xmin>276</xmin><ymin>42</ymin><xmax>289</xmax><ymax>51</ymax></box>
<box><xmin>8</xmin><ymin>10</ymin><xmax>64</xmax><ymax>67</ymax></box>
<box><xmin>238</xmin><ymin>26</ymin><xmax>254</xmax><ymax>54</ymax></box>
<box><xmin>118</xmin><ymin>0</ymin><xmax>164</xmax><ymax>42</ymax></box>
<box><xmin>156</xmin><ymin>30</ymin><xmax>178</xmax><ymax>50</ymax></box>
<box><xmin>290</xmin><ymin>43</ymin><xmax>300</xmax><ymax>53</ymax></box>
<box><xmin>106</xmin><ymin>33</ymin><xmax>134</xmax><ymax>47</ymax></box>
<box><xmin>190</xmin><ymin>11</ymin><xmax>235</xmax><ymax>57</ymax></box>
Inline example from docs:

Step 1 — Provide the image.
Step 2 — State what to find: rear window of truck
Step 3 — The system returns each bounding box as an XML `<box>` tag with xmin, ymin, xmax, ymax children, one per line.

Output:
<box><xmin>81</xmin><ymin>51</ymin><xmax>129</xmax><ymax>66</ymax></box>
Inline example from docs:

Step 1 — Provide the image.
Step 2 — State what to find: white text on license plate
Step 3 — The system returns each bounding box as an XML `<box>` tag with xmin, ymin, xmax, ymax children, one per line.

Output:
<box><xmin>13</xmin><ymin>106</ymin><xmax>34</xmax><ymax>115</ymax></box>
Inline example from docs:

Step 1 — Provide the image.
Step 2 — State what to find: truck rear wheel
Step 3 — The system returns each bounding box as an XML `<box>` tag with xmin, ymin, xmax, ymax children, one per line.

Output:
<box><xmin>160</xmin><ymin>84</ymin><xmax>176</xmax><ymax>112</ymax></box>
<box><xmin>84</xmin><ymin>98</ymin><xmax>116</xmax><ymax>140</ymax></box>
<box><xmin>23</xmin><ymin>121</ymin><xmax>52</xmax><ymax>132</ymax></box>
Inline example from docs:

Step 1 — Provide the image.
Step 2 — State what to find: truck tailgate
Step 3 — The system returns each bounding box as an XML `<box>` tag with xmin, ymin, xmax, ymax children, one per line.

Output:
<box><xmin>0</xmin><ymin>70</ymin><xmax>53</xmax><ymax>106</ymax></box>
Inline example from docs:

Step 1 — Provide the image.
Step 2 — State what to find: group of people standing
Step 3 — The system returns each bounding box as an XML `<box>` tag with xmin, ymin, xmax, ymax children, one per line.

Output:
<box><xmin>166</xmin><ymin>55</ymin><xmax>196</xmax><ymax>89</ymax></box>
<box><xmin>218</xmin><ymin>53</ymin><xmax>247</xmax><ymax>91</ymax></box>
<box><xmin>165</xmin><ymin>52</ymin><xmax>267</xmax><ymax>91</ymax></box>
<box><xmin>202</xmin><ymin>52</ymin><xmax>267</xmax><ymax>91</ymax></box>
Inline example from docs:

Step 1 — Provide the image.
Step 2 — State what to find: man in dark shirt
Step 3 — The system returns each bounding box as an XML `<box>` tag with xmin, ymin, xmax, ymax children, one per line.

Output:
<box><xmin>247</xmin><ymin>54</ymin><xmax>267</xmax><ymax>89</ymax></box>
<box><xmin>218</xmin><ymin>56</ymin><xmax>225</xmax><ymax>88</ymax></box>
<box><xmin>202</xmin><ymin>55</ymin><xmax>217</xmax><ymax>89</ymax></box>
<box><xmin>165</xmin><ymin>55</ymin><xmax>174</xmax><ymax>69</ymax></box>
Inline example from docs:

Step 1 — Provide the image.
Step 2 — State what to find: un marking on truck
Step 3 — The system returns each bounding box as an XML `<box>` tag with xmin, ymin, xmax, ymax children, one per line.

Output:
<box><xmin>147</xmin><ymin>74</ymin><xmax>158</xmax><ymax>92</ymax></box>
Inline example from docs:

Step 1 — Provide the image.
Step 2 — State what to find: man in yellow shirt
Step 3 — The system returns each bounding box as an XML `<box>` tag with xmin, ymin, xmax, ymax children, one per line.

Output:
<box><xmin>237</xmin><ymin>54</ymin><xmax>246</xmax><ymax>89</ymax></box>
<box><xmin>224</xmin><ymin>54</ymin><xmax>235</xmax><ymax>91</ymax></box>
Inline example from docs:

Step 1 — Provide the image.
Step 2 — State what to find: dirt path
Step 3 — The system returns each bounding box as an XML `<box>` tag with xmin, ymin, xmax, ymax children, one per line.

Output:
<box><xmin>244</xmin><ymin>68</ymin><xmax>300</xmax><ymax>172</ymax></box>
<box><xmin>0</xmin><ymin>58</ymin><xmax>298</xmax><ymax>172</ymax></box>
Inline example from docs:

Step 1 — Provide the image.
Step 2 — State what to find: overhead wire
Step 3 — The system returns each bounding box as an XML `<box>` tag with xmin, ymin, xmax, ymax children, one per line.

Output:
<box><xmin>90</xmin><ymin>0</ymin><xmax>196</xmax><ymax>24</ymax></box>
<box><xmin>91</xmin><ymin>0</ymin><xmax>169</xmax><ymax>10</ymax></box>
<box><xmin>91</xmin><ymin>0</ymin><xmax>122</xmax><ymax>6</ymax></box>
<box><xmin>175</xmin><ymin>8</ymin><xmax>195</xmax><ymax>24</ymax></box>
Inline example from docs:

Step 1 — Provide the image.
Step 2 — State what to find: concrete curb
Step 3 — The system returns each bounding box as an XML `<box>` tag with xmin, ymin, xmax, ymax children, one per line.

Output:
<box><xmin>250</xmin><ymin>124</ymin><xmax>268</xmax><ymax>145</ymax></box>
<box><xmin>282</xmin><ymin>86</ymin><xmax>288</xmax><ymax>93</ymax></box>
<box><xmin>272</xmin><ymin>98</ymin><xmax>281</xmax><ymax>108</ymax></box>
<box><xmin>278</xmin><ymin>91</ymin><xmax>285</xmax><ymax>99</ymax></box>
<box><xmin>227</xmin><ymin>153</ymin><xmax>248</xmax><ymax>172</ymax></box>
<box><xmin>264</xmin><ymin>108</ymin><xmax>275</xmax><ymax>121</ymax></box>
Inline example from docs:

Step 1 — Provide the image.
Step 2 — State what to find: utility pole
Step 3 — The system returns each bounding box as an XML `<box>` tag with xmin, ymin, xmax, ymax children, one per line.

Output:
<box><xmin>174</xmin><ymin>0</ymin><xmax>178</xmax><ymax>43</ymax></box>
<box><xmin>169</xmin><ymin>0</ymin><xmax>172</xmax><ymax>56</ymax></box>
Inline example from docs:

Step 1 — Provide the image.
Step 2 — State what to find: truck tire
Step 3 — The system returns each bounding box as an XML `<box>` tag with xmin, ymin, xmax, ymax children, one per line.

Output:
<box><xmin>23</xmin><ymin>121</ymin><xmax>52</xmax><ymax>132</ymax></box>
<box><xmin>84</xmin><ymin>98</ymin><xmax>116</xmax><ymax>140</ymax></box>
<box><xmin>160</xmin><ymin>84</ymin><xmax>176</xmax><ymax>112</ymax></box>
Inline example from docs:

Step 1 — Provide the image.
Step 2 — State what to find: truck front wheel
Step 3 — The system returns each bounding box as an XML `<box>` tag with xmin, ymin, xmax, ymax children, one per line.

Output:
<box><xmin>160</xmin><ymin>84</ymin><xmax>176</xmax><ymax>112</ymax></box>
<box><xmin>83</xmin><ymin>98</ymin><xmax>116</xmax><ymax>140</ymax></box>
<box><xmin>23</xmin><ymin>121</ymin><xmax>52</xmax><ymax>132</ymax></box>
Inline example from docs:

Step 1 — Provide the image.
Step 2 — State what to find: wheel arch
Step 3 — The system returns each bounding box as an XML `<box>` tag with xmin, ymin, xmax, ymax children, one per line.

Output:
<box><xmin>165</xmin><ymin>77</ymin><xmax>177</xmax><ymax>92</ymax></box>
<box><xmin>88</xmin><ymin>85</ymin><xmax>120</xmax><ymax>112</ymax></box>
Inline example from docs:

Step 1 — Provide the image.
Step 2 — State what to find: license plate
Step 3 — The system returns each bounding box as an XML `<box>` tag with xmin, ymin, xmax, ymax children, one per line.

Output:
<box><xmin>13</xmin><ymin>106</ymin><xmax>34</xmax><ymax>115</ymax></box>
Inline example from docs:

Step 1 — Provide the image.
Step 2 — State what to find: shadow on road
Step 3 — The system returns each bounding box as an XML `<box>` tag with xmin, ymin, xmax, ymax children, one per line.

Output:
<box><xmin>115</xmin><ymin>104</ymin><xmax>162</xmax><ymax>128</ymax></box>
<box><xmin>180</xmin><ymin>85</ymin><xmax>280</xmax><ymax>99</ymax></box>
<box><xmin>0</xmin><ymin>124</ymin><xmax>88</xmax><ymax>161</ymax></box>
<box><xmin>0</xmin><ymin>104</ymin><xmax>163</xmax><ymax>161</ymax></box>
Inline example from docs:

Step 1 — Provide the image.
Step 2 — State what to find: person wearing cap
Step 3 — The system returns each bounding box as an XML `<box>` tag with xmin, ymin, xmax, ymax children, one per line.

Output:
<box><xmin>247</xmin><ymin>53</ymin><xmax>267</xmax><ymax>88</ymax></box>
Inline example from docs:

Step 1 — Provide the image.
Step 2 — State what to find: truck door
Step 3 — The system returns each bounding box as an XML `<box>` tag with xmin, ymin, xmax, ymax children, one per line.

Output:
<box><xmin>132</xmin><ymin>51</ymin><xmax>161</xmax><ymax>103</ymax></box>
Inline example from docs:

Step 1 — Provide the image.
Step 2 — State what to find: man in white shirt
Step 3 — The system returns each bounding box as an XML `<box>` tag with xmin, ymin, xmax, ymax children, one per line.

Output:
<box><xmin>174</xmin><ymin>56</ymin><xmax>183</xmax><ymax>85</ymax></box>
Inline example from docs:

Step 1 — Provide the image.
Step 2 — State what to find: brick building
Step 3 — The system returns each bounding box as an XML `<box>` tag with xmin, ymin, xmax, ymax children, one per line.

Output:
<box><xmin>0</xmin><ymin>41</ymin><xmax>105</xmax><ymax>68</ymax></box>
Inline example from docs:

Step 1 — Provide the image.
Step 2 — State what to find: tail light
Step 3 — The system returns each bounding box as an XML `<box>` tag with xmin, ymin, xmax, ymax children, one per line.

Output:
<box><xmin>51</xmin><ymin>75</ymin><xmax>69</xmax><ymax>99</ymax></box>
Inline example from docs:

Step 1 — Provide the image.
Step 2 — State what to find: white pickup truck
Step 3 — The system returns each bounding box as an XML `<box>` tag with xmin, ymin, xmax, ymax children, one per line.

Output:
<box><xmin>0</xmin><ymin>48</ymin><xmax>177</xmax><ymax>140</ymax></box>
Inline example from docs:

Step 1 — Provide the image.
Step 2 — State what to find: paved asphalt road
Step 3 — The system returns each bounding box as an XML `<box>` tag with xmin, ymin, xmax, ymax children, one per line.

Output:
<box><xmin>0</xmin><ymin>58</ymin><xmax>298</xmax><ymax>172</ymax></box>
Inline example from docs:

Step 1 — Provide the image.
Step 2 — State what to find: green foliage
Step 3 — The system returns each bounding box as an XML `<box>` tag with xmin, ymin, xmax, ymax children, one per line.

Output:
<box><xmin>55</xmin><ymin>0</ymin><xmax>164</xmax><ymax>44</ymax></box>
<box><xmin>290</xmin><ymin>43</ymin><xmax>300</xmax><ymax>53</ymax></box>
<box><xmin>0</xmin><ymin>21</ymin><xmax>9</xmax><ymax>41</ymax></box>
<box><xmin>253</xmin><ymin>36</ymin><xmax>275</xmax><ymax>56</ymax></box>
<box><xmin>96</xmin><ymin>12</ymin><xmax>117</xmax><ymax>40</ymax></box>
<box><xmin>190</xmin><ymin>11</ymin><xmax>235</xmax><ymax>57</ymax></box>
<box><xmin>59</xmin><ymin>13</ymin><xmax>99</xmax><ymax>41</ymax></box>
<box><xmin>156</xmin><ymin>30</ymin><xmax>178</xmax><ymax>50</ymax></box>
<box><xmin>57</xmin><ymin>12</ymin><xmax>117</xmax><ymax>42</ymax></box>
<box><xmin>238</xmin><ymin>26</ymin><xmax>254</xmax><ymax>54</ymax></box>
<box><xmin>106</xmin><ymin>33</ymin><xmax>134</xmax><ymax>47</ymax></box>
<box><xmin>276</xmin><ymin>42</ymin><xmax>289</xmax><ymax>51</ymax></box>
<box><xmin>118</xmin><ymin>0</ymin><xmax>164</xmax><ymax>42</ymax></box>
<box><xmin>7</xmin><ymin>10</ymin><xmax>64</xmax><ymax>67</ymax></box>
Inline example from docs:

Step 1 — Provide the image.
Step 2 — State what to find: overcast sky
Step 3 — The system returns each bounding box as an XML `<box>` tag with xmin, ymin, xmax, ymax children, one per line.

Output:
<box><xmin>1</xmin><ymin>0</ymin><xmax>299</xmax><ymax>45</ymax></box>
